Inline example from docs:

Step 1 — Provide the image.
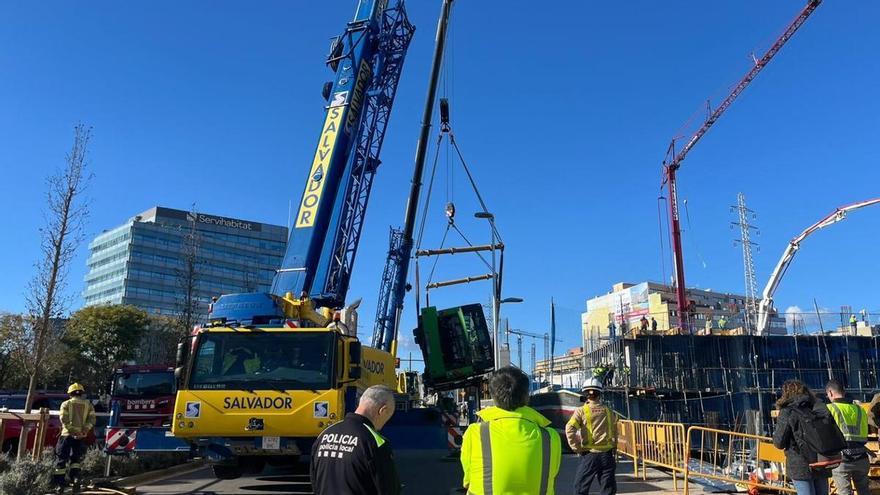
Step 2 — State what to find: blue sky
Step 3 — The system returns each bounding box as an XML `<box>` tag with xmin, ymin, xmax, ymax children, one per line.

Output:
<box><xmin>1</xmin><ymin>1</ymin><xmax>878</xmax><ymax>363</ymax></box>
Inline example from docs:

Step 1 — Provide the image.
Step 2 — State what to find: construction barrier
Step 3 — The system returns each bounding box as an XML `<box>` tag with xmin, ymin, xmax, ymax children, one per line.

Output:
<box><xmin>684</xmin><ymin>426</ymin><xmax>793</xmax><ymax>495</ymax></box>
<box><xmin>629</xmin><ymin>420</ymin><xmax>688</xmax><ymax>491</ymax></box>
<box><xmin>616</xmin><ymin>420</ymin><xmax>639</xmax><ymax>476</ymax></box>
<box><xmin>0</xmin><ymin>408</ymin><xmax>51</xmax><ymax>460</ymax></box>
<box><xmin>611</xmin><ymin>420</ymin><xmax>795</xmax><ymax>494</ymax></box>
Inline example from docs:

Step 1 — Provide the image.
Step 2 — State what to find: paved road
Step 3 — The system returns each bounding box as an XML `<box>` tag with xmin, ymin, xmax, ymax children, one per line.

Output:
<box><xmin>134</xmin><ymin>452</ymin><xmax>706</xmax><ymax>495</ymax></box>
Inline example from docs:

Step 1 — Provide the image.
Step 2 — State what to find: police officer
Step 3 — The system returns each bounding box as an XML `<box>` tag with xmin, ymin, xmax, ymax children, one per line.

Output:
<box><xmin>566</xmin><ymin>377</ymin><xmax>617</xmax><ymax>495</ymax></box>
<box><xmin>825</xmin><ymin>379</ymin><xmax>870</xmax><ymax>495</ymax></box>
<box><xmin>310</xmin><ymin>385</ymin><xmax>400</xmax><ymax>495</ymax></box>
<box><xmin>54</xmin><ymin>383</ymin><xmax>96</xmax><ymax>494</ymax></box>
<box><xmin>460</xmin><ymin>366</ymin><xmax>562</xmax><ymax>494</ymax></box>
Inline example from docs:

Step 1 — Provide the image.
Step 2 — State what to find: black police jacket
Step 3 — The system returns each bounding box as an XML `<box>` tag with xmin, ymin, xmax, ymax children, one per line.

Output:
<box><xmin>310</xmin><ymin>413</ymin><xmax>400</xmax><ymax>495</ymax></box>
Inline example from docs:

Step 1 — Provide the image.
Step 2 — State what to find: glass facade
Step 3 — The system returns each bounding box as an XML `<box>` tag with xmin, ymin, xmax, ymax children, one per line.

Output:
<box><xmin>83</xmin><ymin>206</ymin><xmax>288</xmax><ymax>317</ymax></box>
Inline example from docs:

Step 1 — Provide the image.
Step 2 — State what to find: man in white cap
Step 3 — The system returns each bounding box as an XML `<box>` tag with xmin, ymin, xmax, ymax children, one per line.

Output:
<box><xmin>565</xmin><ymin>377</ymin><xmax>617</xmax><ymax>495</ymax></box>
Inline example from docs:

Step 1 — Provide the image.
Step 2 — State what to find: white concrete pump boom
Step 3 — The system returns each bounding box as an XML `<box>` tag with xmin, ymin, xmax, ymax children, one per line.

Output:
<box><xmin>756</xmin><ymin>198</ymin><xmax>880</xmax><ymax>335</ymax></box>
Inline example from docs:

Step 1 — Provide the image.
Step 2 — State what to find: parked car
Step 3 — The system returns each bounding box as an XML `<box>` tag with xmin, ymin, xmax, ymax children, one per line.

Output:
<box><xmin>0</xmin><ymin>392</ymin><xmax>96</xmax><ymax>454</ymax></box>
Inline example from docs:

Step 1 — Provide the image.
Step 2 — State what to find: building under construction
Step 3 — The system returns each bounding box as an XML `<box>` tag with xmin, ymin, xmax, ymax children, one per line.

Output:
<box><xmin>585</xmin><ymin>332</ymin><xmax>880</xmax><ymax>435</ymax></box>
<box><xmin>581</xmin><ymin>281</ymin><xmax>788</xmax><ymax>353</ymax></box>
<box><xmin>534</xmin><ymin>347</ymin><xmax>585</xmax><ymax>389</ymax></box>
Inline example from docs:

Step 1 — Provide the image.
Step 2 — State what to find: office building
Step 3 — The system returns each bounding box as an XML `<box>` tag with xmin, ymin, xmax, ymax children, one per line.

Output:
<box><xmin>83</xmin><ymin>206</ymin><xmax>287</xmax><ymax>316</ymax></box>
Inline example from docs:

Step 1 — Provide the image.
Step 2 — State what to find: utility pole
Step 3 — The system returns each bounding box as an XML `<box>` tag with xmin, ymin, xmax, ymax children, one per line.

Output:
<box><xmin>517</xmin><ymin>334</ymin><xmax>523</xmax><ymax>369</ymax></box>
<box><xmin>731</xmin><ymin>193</ymin><xmax>760</xmax><ymax>333</ymax></box>
<box><xmin>530</xmin><ymin>342</ymin><xmax>536</xmax><ymax>380</ymax></box>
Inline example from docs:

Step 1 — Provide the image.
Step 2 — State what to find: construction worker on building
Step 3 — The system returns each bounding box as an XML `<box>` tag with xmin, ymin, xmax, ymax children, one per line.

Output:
<box><xmin>566</xmin><ymin>377</ymin><xmax>617</xmax><ymax>495</ymax></box>
<box><xmin>639</xmin><ymin>316</ymin><xmax>648</xmax><ymax>332</ymax></box>
<box><xmin>650</xmin><ymin>316</ymin><xmax>657</xmax><ymax>332</ymax></box>
<box><xmin>825</xmin><ymin>379</ymin><xmax>870</xmax><ymax>495</ymax></box>
<box><xmin>850</xmin><ymin>314</ymin><xmax>858</xmax><ymax>333</ymax></box>
<box><xmin>310</xmin><ymin>385</ymin><xmax>400</xmax><ymax>495</ymax></box>
<box><xmin>718</xmin><ymin>315</ymin><xmax>727</xmax><ymax>330</ymax></box>
<box><xmin>53</xmin><ymin>383</ymin><xmax>96</xmax><ymax>494</ymax></box>
<box><xmin>460</xmin><ymin>366</ymin><xmax>561</xmax><ymax>494</ymax></box>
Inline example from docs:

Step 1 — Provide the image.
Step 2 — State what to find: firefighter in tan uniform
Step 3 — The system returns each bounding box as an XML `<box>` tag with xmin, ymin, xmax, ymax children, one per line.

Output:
<box><xmin>565</xmin><ymin>377</ymin><xmax>617</xmax><ymax>495</ymax></box>
<box><xmin>53</xmin><ymin>383</ymin><xmax>96</xmax><ymax>494</ymax></box>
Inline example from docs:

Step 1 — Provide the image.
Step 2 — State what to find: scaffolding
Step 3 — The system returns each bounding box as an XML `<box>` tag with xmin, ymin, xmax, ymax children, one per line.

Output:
<box><xmin>585</xmin><ymin>333</ymin><xmax>880</xmax><ymax>434</ymax></box>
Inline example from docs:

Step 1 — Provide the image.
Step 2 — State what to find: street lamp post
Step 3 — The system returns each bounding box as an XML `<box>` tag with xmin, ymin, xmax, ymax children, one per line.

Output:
<box><xmin>475</xmin><ymin>211</ymin><xmax>499</xmax><ymax>368</ymax></box>
<box><xmin>496</xmin><ymin>299</ymin><xmax>523</xmax><ymax>368</ymax></box>
<box><xmin>475</xmin><ymin>211</ymin><xmax>518</xmax><ymax>370</ymax></box>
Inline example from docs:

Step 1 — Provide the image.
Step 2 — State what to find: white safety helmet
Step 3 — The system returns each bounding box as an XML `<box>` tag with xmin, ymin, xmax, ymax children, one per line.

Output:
<box><xmin>581</xmin><ymin>377</ymin><xmax>604</xmax><ymax>393</ymax></box>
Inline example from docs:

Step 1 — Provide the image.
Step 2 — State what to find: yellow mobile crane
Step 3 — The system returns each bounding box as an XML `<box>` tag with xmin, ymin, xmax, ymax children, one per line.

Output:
<box><xmin>170</xmin><ymin>0</ymin><xmax>456</xmax><ymax>479</ymax></box>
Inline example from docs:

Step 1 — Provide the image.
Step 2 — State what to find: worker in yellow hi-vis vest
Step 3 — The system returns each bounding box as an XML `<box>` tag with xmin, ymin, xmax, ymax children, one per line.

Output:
<box><xmin>53</xmin><ymin>383</ymin><xmax>96</xmax><ymax>494</ymax></box>
<box><xmin>460</xmin><ymin>366</ymin><xmax>562</xmax><ymax>494</ymax></box>
<box><xmin>566</xmin><ymin>377</ymin><xmax>617</xmax><ymax>495</ymax></box>
<box><xmin>825</xmin><ymin>379</ymin><xmax>870</xmax><ymax>495</ymax></box>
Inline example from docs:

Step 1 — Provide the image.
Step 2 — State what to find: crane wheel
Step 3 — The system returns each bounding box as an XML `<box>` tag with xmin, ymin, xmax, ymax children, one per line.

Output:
<box><xmin>212</xmin><ymin>464</ymin><xmax>242</xmax><ymax>480</ymax></box>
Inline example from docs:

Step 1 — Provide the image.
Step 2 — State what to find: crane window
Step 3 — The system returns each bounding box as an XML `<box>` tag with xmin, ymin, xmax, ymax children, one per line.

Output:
<box><xmin>113</xmin><ymin>372</ymin><xmax>175</xmax><ymax>397</ymax></box>
<box><xmin>188</xmin><ymin>332</ymin><xmax>335</xmax><ymax>391</ymax></box>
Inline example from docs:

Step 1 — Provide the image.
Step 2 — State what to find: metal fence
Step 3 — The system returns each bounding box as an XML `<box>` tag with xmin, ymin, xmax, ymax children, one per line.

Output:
<box><xmin>684</xmin><ymin>425</ymin><xmax>793</xmax><ymax>494</ymax></box>
<box><xmin>629</xmin><ymin>420</ymin><xmax>688</xmax><ymax>490</ymax></box>
<box><xmin>616</xmin><ymin>419</ymin><xmax>793</xmax><ymax>494</ymax></box>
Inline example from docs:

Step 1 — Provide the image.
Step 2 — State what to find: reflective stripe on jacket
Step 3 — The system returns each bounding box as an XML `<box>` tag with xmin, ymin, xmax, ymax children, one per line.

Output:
<box><xmin>565</xmin><ymin>402</ymin><xmax>616</xmax><ymax>453</ymax></box>
<box><xmin>222</xmin><ymin>351</ymin><xmax>261</xmax><ymax>375</ymax></box>
<box><xmin>60</xmin><ymin>397</ymin><xmax>96</xmax><ymax>437</ymax></box>
<box><xmin>827</xmin><ymin>401</ymin><xmax>868</xmax><ymax>443</ymax></box>
<box><xmin>460</xmin><ymin>406</ymin><xmax>562</xmax><ymax>495</ymax></box>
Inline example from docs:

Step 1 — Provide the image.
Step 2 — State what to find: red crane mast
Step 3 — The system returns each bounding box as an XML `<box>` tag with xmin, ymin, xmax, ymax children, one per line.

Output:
<box><xmin>662</xmin><ymin>0</ymin><xmax>822</xmax><ymax>331</ymax></box>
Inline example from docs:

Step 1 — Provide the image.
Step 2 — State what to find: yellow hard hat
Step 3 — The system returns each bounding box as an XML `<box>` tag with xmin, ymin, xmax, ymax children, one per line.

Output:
<box><xmin>67</xmin><ymin>383</ymin><xmax>85</xmax><ymax>394</ymax></box>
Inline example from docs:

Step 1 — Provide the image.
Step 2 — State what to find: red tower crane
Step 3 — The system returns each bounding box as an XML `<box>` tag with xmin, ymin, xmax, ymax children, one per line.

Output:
<box><xmin>662</xmin><ymin>0</ymin><xmax>822</xmax><ymax>331</ymax></box>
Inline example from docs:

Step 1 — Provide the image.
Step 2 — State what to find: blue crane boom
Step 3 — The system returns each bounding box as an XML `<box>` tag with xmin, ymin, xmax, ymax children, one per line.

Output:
<box><xmin>210</xmin><ymin>0</ymin><xmax>414</xmax><ymax>326</ymax></box>
<box><xmin>272</xmin><ymin>0</ymin><xmax>415</xmax><ymax>309</ymax></box>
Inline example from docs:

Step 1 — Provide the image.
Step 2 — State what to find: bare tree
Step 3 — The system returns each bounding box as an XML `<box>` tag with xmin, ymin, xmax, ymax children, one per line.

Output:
<box><xmin>136</xmin><ymin>315</ymin><xmax>183</xmax><ymax>365</ymax></box>
<box><xmin>19</xmin><ymin>124</ymin><xmax>91</xmax><ymax>455</ymax></box>
<box><xmin>175</xmin><ymin>204</ymin><xmax>203</xmax><ymax>338</ymax></box>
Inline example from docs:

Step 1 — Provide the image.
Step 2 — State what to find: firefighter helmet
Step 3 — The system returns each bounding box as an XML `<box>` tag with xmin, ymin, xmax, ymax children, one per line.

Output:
<box><xmin>581</xmin><ymin>377</ymin><xmax>604</xmax><ymax>392</ymax></box>
<box><xmin>67</xmin><ymin>383</ymin><xmax>85</xmax><ymax>395</ymax></box>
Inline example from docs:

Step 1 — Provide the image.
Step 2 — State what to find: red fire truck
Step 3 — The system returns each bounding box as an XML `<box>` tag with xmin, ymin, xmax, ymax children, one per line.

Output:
<box><xmin>109</xmin><ymin>365</ymin><xmax>176</xmax><ymax>427</ymax></box>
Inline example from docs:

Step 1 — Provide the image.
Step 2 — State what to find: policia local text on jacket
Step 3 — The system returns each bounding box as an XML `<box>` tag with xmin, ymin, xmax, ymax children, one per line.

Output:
<box><xmin>310</xmin><ymin>413</ymin><xmax>400</xmax><ymax>495</ymax></box>
<box><xmin>566</xmin><ymin>400</ymin><xmax>618</xmax><ymax>495</ymax></box>
<box><xmin>460</xmin><ymin>405</ymin><xmax>562</xmax><ymax>495</ymax></box>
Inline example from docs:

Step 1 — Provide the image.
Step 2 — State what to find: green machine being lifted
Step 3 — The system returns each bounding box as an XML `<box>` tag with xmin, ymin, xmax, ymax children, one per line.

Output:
<box><xmin>415</xmin><ymin>304</ymin><xmax>494</xmax><ymax>390</ymax></box>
